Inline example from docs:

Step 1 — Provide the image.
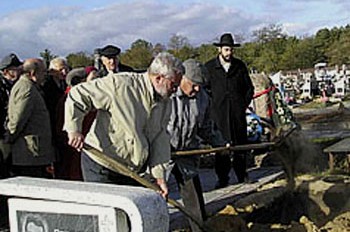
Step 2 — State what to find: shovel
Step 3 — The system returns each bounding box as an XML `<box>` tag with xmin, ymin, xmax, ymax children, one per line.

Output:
<box><xmin>82</xmin><ymin>143</ymin><xmax>211</xmax><ymax>232</ymax></box>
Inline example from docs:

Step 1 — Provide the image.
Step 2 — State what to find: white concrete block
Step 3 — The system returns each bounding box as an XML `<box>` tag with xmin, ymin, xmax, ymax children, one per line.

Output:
<box><xmin>0</xmin><ymin>177</ymin><xmax>169</xmax><ymax>232</ymax></box>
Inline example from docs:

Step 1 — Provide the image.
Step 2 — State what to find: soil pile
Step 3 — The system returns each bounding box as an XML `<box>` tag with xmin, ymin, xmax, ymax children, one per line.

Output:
<box><xmin>200</xmin><ymin>174</ymin><xmax>350</xmax><ymax>232</ymax></box>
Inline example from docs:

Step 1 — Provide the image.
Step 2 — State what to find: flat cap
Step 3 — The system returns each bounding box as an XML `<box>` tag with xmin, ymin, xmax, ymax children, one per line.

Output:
<box><xmin>99</xmin><ymin>45</ymin><xmax>121</xmax><ymax>57</ymax></box>
<box><xmin>183</xmin><ymin>59</ymin><xmax>209</xmax><ymax>85</ymax></box>
<box><xmin>0</xmin><ymin>53</ymin><xmax>23</xmax><ymax>70</ymax></box>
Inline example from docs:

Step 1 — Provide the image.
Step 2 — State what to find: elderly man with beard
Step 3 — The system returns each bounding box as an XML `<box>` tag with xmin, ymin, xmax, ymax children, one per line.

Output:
<box><xmin>64</xmin><ymin>52</ymin><xmax>183</xmax><ymax>198</ymax></box>
<box><xmin>205</xmin><ymin>33</ymin><xmax>254</xmax><ymax>188</ymax></box>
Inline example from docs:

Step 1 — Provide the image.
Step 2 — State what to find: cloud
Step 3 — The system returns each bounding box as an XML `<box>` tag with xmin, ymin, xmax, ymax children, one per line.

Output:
<box><xmin>0</xmin><ymin>0</ymin><xmax>348</xmax><ymax>58</ymax></box>
<box><xmin>0</xmin><ymin>1</ymin><xmax>261</xmax><ymax>58</ymax></box>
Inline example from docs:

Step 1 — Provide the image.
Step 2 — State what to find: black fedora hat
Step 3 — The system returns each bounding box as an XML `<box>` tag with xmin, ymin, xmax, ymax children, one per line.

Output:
<box><xmin>213</xmin><ymin>33</ymin><xmax>241</xmax><ymax>47</ymax></box>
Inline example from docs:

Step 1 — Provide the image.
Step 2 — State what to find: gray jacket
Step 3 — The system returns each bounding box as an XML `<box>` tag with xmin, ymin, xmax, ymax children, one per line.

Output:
<box><xmin>167</xmin><ymin>88</ymin><xmax>226</xmax><ymax>179</ymax></box>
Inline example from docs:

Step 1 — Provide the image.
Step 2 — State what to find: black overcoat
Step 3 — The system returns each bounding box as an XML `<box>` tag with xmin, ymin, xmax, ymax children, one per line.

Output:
<box><xmin>205</xmin><ymin>56</ymin><xmax>254</xmax><ymax>145</ymax></box>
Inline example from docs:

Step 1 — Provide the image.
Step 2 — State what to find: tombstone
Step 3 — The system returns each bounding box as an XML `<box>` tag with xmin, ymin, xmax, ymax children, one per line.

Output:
<box><xmin>0</xmin><ymin>177</ymin><xmax>169</xmax><ymax>232</ymax></box>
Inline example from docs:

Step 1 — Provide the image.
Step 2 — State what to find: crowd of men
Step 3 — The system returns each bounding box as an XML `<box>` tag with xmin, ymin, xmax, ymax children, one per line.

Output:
<box><xmin>0</xmin><ymin>32</ymin><xmax>254</xmax><ymax>231</ymax></box>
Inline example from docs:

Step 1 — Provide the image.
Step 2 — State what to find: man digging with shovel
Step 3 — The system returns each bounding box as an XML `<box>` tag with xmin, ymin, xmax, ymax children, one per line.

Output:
<box><xmin>63</xmin><ymin>52</ymin><xmax>183</xmax><ymax>198</ymax></box>
<box><xmin>64</xmin><ymin>53</ymin><xmax>214</xmax><ymax>231</ymax></box>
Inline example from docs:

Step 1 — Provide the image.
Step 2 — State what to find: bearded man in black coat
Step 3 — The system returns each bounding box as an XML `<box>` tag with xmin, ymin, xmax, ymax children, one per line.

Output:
<box><xmin>205</xmin><ymin>33</ymin><xmax>254</xmax><ymax>188</ymax></box>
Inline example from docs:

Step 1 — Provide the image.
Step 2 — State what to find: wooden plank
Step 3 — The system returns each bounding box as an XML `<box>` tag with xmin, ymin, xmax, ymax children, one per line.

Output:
<box><xmin>169</xmin><ymin>167</ymin><xmax>284</xmax><ymax>230</ymax></box>
<box><xmin>323</xmin><ymin>137</ymin><xmax>350</xmax><ymax>153</ymax></box>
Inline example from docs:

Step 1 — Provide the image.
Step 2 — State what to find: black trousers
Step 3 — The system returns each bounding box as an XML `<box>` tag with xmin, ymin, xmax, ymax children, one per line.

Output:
<box><xmin>0</xmin><ymin>139</ymin><xmax>11</xmax><ymax>179</ymax></box>
<box><xmin>172</xmin><ymin>164</ymin><xmax>206</xmax><ymax>232</ymax></box>
<box><xmin>81</xmin><ymin>152</ymin><xmax>141</xmax><ymax>186</ymax></box>
<box><xmin>215</xmin><ymin>151</ymin><xmax>247</xmax><ymax>184</ymax></box>
<box><xmin>11</xmin><ymin>165</ymin><xmax>52</xmax><ymax>178</ymax></box>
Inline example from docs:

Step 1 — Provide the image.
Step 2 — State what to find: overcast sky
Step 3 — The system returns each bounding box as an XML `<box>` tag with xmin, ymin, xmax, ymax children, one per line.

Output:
<box><xmin>0</xmin><ymin>0</ymin><xmax>349</xmax><ymax>59</ymax></box>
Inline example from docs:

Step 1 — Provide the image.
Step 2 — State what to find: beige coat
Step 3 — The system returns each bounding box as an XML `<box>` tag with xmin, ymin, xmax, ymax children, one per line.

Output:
<box><xmin>7</xmin><ymin>75</ymin><xmax>55</xmax><ymax>165</ymax></box>
<box><xmin>64</xmin><ymin>72</ymin><xmax>171</xmax><ymax>179</ymax></box>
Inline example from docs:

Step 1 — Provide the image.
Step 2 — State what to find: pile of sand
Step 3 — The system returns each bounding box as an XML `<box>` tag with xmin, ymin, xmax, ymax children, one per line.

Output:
<box><xmin>200</xmin><ymin>174</ymin><xmax>350</xmax><ymax>232</ymax></box>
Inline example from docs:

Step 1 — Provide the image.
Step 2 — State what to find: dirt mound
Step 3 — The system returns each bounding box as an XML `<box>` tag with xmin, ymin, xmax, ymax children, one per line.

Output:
<box><xmin>205</xmin><ymin>207</ymin><xmax>248</xmax><ymax>232</ymax></box>
<box><xmin>321</xmin><ymin>211</ymin><xmax>350</xmax><ymax>231</ymax></box>
<box><xmin>200</xmin><ymin>174</ymin><xmax>350</xmax><ymax>232</ymax></box>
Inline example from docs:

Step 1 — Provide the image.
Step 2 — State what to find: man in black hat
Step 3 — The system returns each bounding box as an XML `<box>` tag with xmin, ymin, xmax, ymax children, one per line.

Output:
<box><xmin>97</xmin><ymin>44</ymin><xmax>134</xmax><ymax>77</ymax></box>
<box><xmin>0</xmin><ymin>53</ymin><xmax>23</xmax><ymax>178</ymax></box>
<box><xmin>205</xmin><ymin>33</ymin><xmax>254</xmax><ymax>188</ymax></box>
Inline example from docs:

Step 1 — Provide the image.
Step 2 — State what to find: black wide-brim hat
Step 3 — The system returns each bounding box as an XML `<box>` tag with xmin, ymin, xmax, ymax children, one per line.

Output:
<box><xmin>99</xmin><ymin>45</ymin><xmax>121</xmax><ymax>57</ymax></box>
<box><xmin>213</xmin><ymin>33</ymin><xmax>241</xmax><ymax>47</ymax></box>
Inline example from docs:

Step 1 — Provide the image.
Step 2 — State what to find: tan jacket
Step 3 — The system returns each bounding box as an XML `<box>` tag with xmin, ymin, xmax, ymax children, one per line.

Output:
<box><xmin>7</xmin><ymin>75</ymin><xmax>56</xmax><ymax>165</ymax></box>
<box><xmin>64</xmin><ymin>72</ymin><xmax>171</xmax><ymax>179</ymax></box>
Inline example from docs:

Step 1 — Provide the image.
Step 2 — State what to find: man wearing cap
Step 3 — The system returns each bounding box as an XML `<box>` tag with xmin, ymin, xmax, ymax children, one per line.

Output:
<box><xmin>167</xmin><ymin>59</ymin><xmax>227</xmax><ymax>231</ymax></box>
<box><xmin>205</xmin><ymin>33</ymin><xmax>254</xmax><ymax>187</ymax></box>
<box><xmin>0</xmin><ymin>53</ymin><xmax>23</xmax><ymax>178</ymax></box>
<box><xmin>97</xmin><ymin>44</ymin><xmax>134</xmax><ymax>77</ymax></box>
<box><xmin>64</xmin><ymin>52</ymin><xmax>183</xmax><ymax>198</ymax></box>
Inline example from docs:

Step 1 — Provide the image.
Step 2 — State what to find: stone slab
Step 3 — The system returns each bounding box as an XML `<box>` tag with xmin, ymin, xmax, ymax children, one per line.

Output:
<box><xmin>0</xmin><ymin>177</ymin><xmax>168</xmax><ymax>232</ymax></box>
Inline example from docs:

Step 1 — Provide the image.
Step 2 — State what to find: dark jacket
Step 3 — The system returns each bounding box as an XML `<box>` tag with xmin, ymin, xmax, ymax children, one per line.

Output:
<box><xmin>168</xmin><ymin>88</ymin><xmax>226</xmax><ymax>151</ymax></box>
<box><xmin>0</xmin><ymin>75</ymin><xmax>14</xmax><ymax>139</ymax></box>
<box><xmin>167</xmin><ymin>87</ymin><xmax>226</xmax><ymax>179</ymax></box>
<box><xmin>205</xmin><ymin>56</ymin><xmax>254</xmax><ymax>144</ymax></box>
<box><xmin>41</xmin><ymin>75</ymin><xmax>66</xmax><ymax>143</ymax></box>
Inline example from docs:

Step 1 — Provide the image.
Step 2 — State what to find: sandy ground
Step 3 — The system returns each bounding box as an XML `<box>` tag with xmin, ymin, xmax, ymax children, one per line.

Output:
<box><xmin>202</xmin><ymin>174</ymin><xmax>350</xmax><ymax>232</ymax></box>
<box><xmin>172</xmin><ymin>101</ymin><xmax>350</xmax><ymax>231</ymax></box>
